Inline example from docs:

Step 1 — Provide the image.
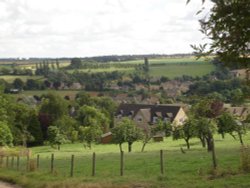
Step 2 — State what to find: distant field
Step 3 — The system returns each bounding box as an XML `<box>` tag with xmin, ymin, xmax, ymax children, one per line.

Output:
<box><xmin>150</xmin><ymin>63</ymin><xmax>215</xmax><ymax>78</ymax></box>
<box><xmin>113</xmin><ymin>56</ymin><xmax>209</xmax><ymax>65</ymax></box>
<box><xmin>0</xmin><ymin>133</ymin><xmax>250</xmax><ymax>188</ymax></box>
<box><xmin>67</xmin><ymin>57</ymin><xmax>215</xmax><ymax>77</ymax></box>
<box><xmin>67</xmin><ymin>67</ymin><xmax>134</xmax><ymax>73</ymax></box>
<box><xmin>0</xmin><ymin>57</ymin><xmax>215</xmax><ymax>83</ymax></box>
<box><xmin>0</xmin><ymin>75</ymin><xmax>44</xmax><ymax>83</ymax></box>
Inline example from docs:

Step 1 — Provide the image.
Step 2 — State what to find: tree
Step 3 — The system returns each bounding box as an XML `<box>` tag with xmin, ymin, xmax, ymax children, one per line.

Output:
<box><xmin>78</xmin><ymin>120</ymin><xmax>102</xmax><ymax>149</ymax></box>
<box><xmin>52</xmin><ymin>115</ymin><xmax>79</xmax><ymax>143</ymax></box>
<box><xmin>13</xmin><ymin>78</ymin><xmax>24</xmax><ymax>90</ymax></box>
<box><xmin>77</xmin><ymin>105</ymin><xmax>110</xmax><ymax>132</ymax></box>
<box><xmin>39</xmin><ymin>92</ymin><xmax>68</xmax><ymax>123</ymax></box>
<box><xmin>189</xmin><ymin>0</ymin><xmax>250</xmax><ymax>68</ymax></box>
<box><xmin>112</xmin><ymin>118</ymin><xmax>143</xmax><ymax>152</ymax></box>
<box><xmin>27</xmin><ymin>110</ymin><xmax>43</xmax><ymax>146</ymax></box>
<box><xmin>141</xmin><ymin>119</ymin><xmax>172</xmax><ymax>152</ymax></box>
<box><xmin>70</xmin><ymin>58</ymin><xmax>82</xmax><ymax>69</ymax></box>
<box><xmin>0</xmin><ymin>121</ymin><xmax>13</xmax><ymax>146</ymax></box>
<box><xmin>173</xmin><ymin>118</ymin><xmax>197</xmax><ymax>149</ymax></box>
<box><xmin>47</xmin><ymin>126</ymin><xmax>68</xmax><ymax>150</ymax></box>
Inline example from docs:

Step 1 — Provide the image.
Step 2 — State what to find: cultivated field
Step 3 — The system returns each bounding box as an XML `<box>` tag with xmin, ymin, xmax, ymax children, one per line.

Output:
<box><xmin>0</xmin><ymin>133</ymin><xmax>250</xmax><ymax>188</ymax></box>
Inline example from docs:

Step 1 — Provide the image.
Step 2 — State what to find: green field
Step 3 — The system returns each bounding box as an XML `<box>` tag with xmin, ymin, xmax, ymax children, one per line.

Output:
<box><xmin>149</xmin><ymin>63</ymin><xmax>215</xmax><ymax>78</ymax></box>
<box><xmin>0</xmin><ymin>75</ymin><xmax>44</xmax><ymax>83</ymax></box>
<box><xmin>0</xmin><ymin>133</ymin><xmax>250</xmax><ymax>188</ymax></box>
<box><xmin>0</xmin><ymin>57</ymin><xmax>215</xmax><ymax>82</ymax></box>
<box><xmin>66</xmin><ymin>57</ymin><xmax>215</xmax><ymax>78</ymax></box>
<box><xmin>67</xmin><ymin>67</ymin><xmax>134</xmax><ymax>74</ymax></box>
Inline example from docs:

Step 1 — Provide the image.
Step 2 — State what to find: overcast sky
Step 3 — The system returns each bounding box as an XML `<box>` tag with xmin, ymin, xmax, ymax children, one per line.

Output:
<box><xmin>0</xmin><ymin>0</ymin><xmax>212</xmax><ymax>58</ymax></box>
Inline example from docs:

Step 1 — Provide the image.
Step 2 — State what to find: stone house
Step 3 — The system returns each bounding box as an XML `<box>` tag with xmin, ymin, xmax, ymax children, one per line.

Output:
<box><xmin>115</xmin><ymin>103</ymin><xmax>188</xmax><ymax>129</ymax></box>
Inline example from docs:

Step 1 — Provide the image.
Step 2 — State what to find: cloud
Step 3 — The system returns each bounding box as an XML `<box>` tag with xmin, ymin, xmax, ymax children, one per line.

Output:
<box><xmin>0</xmin><ymin>0</ymin><xmax>213</xmax><ymax>57</ymax></box>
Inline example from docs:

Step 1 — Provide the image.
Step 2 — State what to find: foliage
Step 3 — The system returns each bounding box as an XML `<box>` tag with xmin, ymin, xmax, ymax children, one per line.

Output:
<box><xmin>172</xmin><ymin>118</ymin><xmax>197</xmax><ymax>149</ymax></box>
<box><xmin>52</xmin><ymin>115</ymin><xmax>79</xmax><ymax>143</ymax></box>
<box><xmin>47</xmin><ymin>126</ymin><xmax>68</xmax><ymax>150</ymax></box>
<box><xmin>190</xmin><ymin>0</ymin><xmax>250</xmax><ymax>67</ymax></box>
<box><xmin>78</xmin><ymin>122</ymin><xmax>102</xmax><ymax>149</ymax></box>
<box><xmin>39</xmin><ymin>92</ymin><xmax>68</xmax><ymax>122</ymax></box>
<box><xmin>112</xmin><ymin>118</ymin><xmax>143</xmax><ymax>152</ymax></box>
<box><xmin>0</xmin><ymin>121</ymin><xmax>13</xmax><ymax>146</ymax></box>
<box><xmin>77</xmin><ymin>105</ymin><xmax>110</xmax><ymax>131</ymax></box>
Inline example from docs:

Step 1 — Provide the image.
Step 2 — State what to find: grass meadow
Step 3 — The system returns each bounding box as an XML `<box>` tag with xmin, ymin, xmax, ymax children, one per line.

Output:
<box><xmin>0</xmin><ymin>133</ymin><xmax>250</xmax><ymax>188</ymax></box>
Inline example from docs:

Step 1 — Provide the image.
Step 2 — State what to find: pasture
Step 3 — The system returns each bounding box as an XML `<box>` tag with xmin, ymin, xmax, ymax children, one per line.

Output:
<box><xmin>0</xmin><ymin>133</ymin><xmax>250</xmax><ymax>188</ymax></box>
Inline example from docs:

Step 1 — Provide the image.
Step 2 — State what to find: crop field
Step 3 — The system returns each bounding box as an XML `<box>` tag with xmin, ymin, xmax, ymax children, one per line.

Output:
<box><xmin>0</xmin><ymin>133</ymin><xmax>250</xmax><ymax>188</ymax></box>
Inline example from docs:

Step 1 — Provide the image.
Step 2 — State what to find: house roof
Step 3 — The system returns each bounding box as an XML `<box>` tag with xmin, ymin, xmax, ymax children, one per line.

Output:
<box><xmin>116</xmin><ymin>103</ymin><xmax>182</xmax><ymax>122</ymax></box>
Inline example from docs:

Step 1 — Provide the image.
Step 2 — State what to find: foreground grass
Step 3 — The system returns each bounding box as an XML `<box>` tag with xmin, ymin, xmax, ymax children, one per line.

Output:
<box><xmin>0</xmin><ymin>134</ymin><xmax>250</xmax><ymax>188</ymax></box>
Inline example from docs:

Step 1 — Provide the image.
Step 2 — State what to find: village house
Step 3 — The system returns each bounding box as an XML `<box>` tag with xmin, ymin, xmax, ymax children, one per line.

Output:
<box><xmin>115</xmin><ymin>103</ymin><xmax>188</xmax><ymax>128</ymax></box>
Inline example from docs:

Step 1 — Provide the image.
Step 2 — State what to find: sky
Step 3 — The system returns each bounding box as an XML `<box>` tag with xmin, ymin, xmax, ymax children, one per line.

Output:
<box><xmin>0</xmin><ymin>0</ymin><xmax>212</xmax><ymax>58</ymax></box>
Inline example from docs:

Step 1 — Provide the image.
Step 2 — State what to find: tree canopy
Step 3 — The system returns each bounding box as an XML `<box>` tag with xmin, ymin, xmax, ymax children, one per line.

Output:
<box><xmin>190</xmin><ymin>0</ymin><xmax>250</xmax><ymax>68</ymax></box>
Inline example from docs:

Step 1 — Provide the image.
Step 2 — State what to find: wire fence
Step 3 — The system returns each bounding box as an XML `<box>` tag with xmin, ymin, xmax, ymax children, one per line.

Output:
<box><xmin>0</xmin><ymin>150</ymin><xmax>165</xmax><ymax>178</ymax></box>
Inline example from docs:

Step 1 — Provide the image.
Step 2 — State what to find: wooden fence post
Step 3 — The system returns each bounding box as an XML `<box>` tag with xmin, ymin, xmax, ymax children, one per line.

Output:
<box><xmin>26</xmin><ymin>155</ymin><xmax>30</xmax><ymax>171</ymax></box>
<box><xmin>17</xmin><ymin>156</ymin><xmax>20</xmax><ymax>170</ymax></box>
<box><xmin>70</xmin><ymin>155</ymin><xmax>74</xmax><ymax>177</ymax></box>
<box><xmin>37</xmin><ymin>154</ymin><xmax>40</xmax><ymax>170</ymax></box>
<box><xmin>6</xmin><ymin>156</ymin><xmax>9</xmax><ymax>168</ymax></box>
<box><xmin>51</xmin><ymin>153</ymin><xmax>54</xmax><ymax>174</ymax></box>
<box><xmin>160</xmin><ymin>150</ymin><xmax>164</xmax><ymax>174</ymax></box>
<box><xmin>92</xmin><ymin>152</ymin><xmax>96</xmax><ymax>176</ymax></box>
<box><xmin>120</xmin><ymin>151</ymin><xmax>124</xmax><ymax>176</ymax></box>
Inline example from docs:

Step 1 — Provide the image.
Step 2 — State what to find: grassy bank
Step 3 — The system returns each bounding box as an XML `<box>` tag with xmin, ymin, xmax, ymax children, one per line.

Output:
<box><xmin>0</xmin><ymin>133</ymin><xmax>250</xmax><ymax>188</ymax></box>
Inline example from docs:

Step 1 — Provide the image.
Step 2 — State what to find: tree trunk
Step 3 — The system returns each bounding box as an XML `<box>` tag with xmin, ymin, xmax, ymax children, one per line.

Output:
<box><xmin>141</xmin><ymin>142</ymin><xmax>147</xmax><ymax>152</ymax></box>
<box><xmin>57</xmin><ymin>144</ymin><xmax>60</xmax><ymax>151</ymax></box>
<box><xmin>221</xmin><ymin>133</ymin><xmax>225</xmax><ymax>139</ymax></box>
<box><xmin>206</xmin><ymin>137</ymin><xmax>213</xmax><ymax>152</ymax></box>
<box><xmin>238</xmin><ymin>132</ymin><xmax>244</xmax><ymax>145</ymax></box>
<box><xmin>128</xmin><ymin>142</ymin><xmax>132</xmax><ymax>152</ymax></box>
<box><xmin>199</xmin><ymin>136</ymin><xmax>206</xmax><ymax>148</ymax></box>
<box><xmin>211</xmin><ymin>137</ymin><xmax>217</xmax><ymax>169</ymax></box>
<box><xmin>119</xmin><ymin>143</ymin><xmax>123</xmax><ymax>152</ymax></box>
<box><xmin>185</xmin><ymin>138</ymin><xmax>190</xmax><ymax>149</ymax></box>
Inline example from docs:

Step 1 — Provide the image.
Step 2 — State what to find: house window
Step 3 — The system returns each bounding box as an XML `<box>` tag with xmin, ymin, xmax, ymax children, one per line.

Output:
<box><xmin>137</xmin><ymin>117</ymin><xmax>142</xmax><ymax>122</ymax></box>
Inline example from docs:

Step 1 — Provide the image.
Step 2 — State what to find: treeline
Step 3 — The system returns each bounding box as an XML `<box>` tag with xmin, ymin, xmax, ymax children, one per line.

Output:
<box><xmin>0</xmin><ymin>92</ymin><xmax>117</xmax><ymax>149</ymax></box>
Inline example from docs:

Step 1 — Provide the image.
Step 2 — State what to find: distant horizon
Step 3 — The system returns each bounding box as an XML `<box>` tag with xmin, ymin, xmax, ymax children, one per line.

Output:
<box><xmin>0</xmin><ymin>52</ymin><xmax>196</xmax><ymax>60</ymax></box>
